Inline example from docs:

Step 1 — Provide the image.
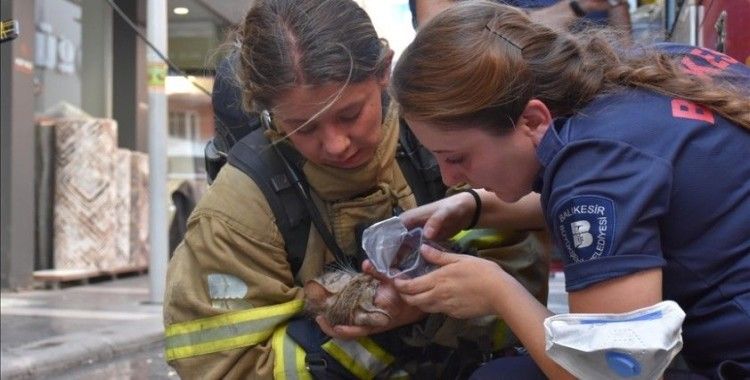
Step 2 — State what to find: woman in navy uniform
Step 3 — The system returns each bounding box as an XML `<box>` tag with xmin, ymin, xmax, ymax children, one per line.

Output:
<box><xmin>388</xmin><ymin>2</ymin><xmax>750</xmax><ymax>379</ymax></box>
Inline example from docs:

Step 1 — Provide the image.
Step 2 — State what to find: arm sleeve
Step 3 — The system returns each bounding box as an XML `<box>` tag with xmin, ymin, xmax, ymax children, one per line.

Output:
<box><xmin>545</xmin><ymin>140</ymin><xmax>672</xmax><ymax>292</ymax></box>
<box><xmin>163</xmin><ymin>167</ymin><xmax>304</xmax><ymax>380</ymax></box>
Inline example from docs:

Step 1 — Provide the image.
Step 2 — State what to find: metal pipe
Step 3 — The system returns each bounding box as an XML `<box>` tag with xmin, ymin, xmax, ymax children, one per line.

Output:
<box><xmin>146</xmin><ymin>0</ymin><xmax>168</xmax><ymax>304</ymax></box>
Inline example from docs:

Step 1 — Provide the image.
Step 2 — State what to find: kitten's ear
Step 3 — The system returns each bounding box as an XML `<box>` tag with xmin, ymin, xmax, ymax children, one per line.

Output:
<box><xmin>310</xmin><ymin>272</ymin><xmax>351</xmax><ymax>293</ymax></box>
<box><xmin>304</xmin><ymin>280</ymin><xmax>333</xmax><ymax>307</ymax></box>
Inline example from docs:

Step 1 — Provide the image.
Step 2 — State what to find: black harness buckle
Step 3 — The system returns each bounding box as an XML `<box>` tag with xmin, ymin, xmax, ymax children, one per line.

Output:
<box><xmin>305</xmin><ymin>355</ymin><xmax>328</xmax><ymax>372</ymax></box>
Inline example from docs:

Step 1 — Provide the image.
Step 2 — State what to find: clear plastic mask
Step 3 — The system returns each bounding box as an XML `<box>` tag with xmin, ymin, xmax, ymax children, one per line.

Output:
<box><xmin>361</xmin><ymin>217</ymin><xmax>436</xmax><ymax>278</ymax></box>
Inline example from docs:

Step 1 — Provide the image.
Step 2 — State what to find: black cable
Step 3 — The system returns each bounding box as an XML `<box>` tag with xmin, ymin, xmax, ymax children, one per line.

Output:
<box><xmin>259</xmin><ymin>111</ymin><xmax>350</xmax><ymax>264</ymax></box>
<box><xmin>104</xmin><ymin>0</ymin><xmax>211</xmax><ymax>97</ymax></box>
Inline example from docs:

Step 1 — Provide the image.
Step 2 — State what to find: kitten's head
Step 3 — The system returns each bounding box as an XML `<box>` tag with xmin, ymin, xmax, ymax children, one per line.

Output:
<box><xmin>304</xmin><ymin>269</ymin><xmax>391</xmax><ymax>327</ymax></box>
<box><xmin>303</xmin><ymin>269</ymin><xmax>358</xmax><ymax>315</ymax></box>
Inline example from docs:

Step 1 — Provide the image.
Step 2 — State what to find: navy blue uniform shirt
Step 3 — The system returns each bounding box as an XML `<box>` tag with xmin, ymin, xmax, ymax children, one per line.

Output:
<box><xmin>502</xmin><ymin>0</ymin><xmax>608</xmax><ymax>24</ymax></box>
<box><xmin>534</xmin><ymin>44</ymin><xmax>750</xmax><ymax>376</ymax></box>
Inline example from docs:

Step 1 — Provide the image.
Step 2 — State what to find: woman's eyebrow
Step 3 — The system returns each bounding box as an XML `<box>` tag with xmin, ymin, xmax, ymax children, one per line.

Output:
<box><xmin>432</xmin><ymin>149</ymin><xmax>455</xmax><ymax>154</ymax></box>
<box><xmin>280</xmin><ymin>117</ymin><xmax>308</xmax><ymax>125</ymax></box>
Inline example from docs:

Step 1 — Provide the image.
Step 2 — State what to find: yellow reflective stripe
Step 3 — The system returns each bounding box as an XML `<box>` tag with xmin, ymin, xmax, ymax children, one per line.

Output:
<box><xmin>492</xmin><ymin>319</ymin><xmax>513</xmax><ymax>351</ymax></box>
<box><xmin>322</xmin><ymin>340</ymin><xmax>372</xmax><ymax>380</ymax></box>
<box><xmin>165</xmin><ymin>299</ymin><xmax>303</xmax><ymax>361</ymax></box>
<box><xmin>388</xmin><ymin>370</ymin><xmax>410</xmax><ymax>380</ymax></box>
<box><xmin>452</xmin><ymin>228</ymin><xmax>529</xmax><ymax>250</ymax></box>
<box><xmin>272</xmin><ymin>328</ymin><xmax>287</xmax><ymax>380</ymax></box>
<box><xmin>165</xmin><ymin>299</ymin><xmax>303</xmax><ymax>336</ymax></box>
<box><xmin>294</xmin><ymin>342</ymin><xmax>311</xmax><ymax>380</ymax></box>
<box><xmin>272</xmin><ymin>325</ymin><xmax>312</xmax><ymax>380</ymax></box>
<box><xmin>166</xmin><ymin>330</ymin><xmax>270</xmax><ymax>361</ymax></box>
<box><xmin>357</xmin><ymin>337</ymin><xmax>394</xmax><ymax>368</ymax></box>
<box><xmin>322</xmin><ymin>337</ymin><xmax>394</xmax><ymax>380</ymax></box>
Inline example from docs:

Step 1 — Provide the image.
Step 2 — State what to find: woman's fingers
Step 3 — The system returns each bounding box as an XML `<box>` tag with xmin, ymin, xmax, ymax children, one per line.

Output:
<box><xmin>316</xmin><ymin>315</ymin><xmax>371</xmax><ymax>340</ymax></box>
<box><xmin>394</xmin><ymin>249</ymin><xmax>506</xmax><ymax>318</ymax></box>
<box><xmin>398</xmin><ymin>203</ymin><xmax>436</xmax><ymax>229</ymax></box>
<box><xmin>420</xmin><ymin>243</ymin><xmax>463</xmax><ymax>266</ymax></box>
<box><xmin>332</xmin><ymin>324</ymin><xmax>372</xmax><ymax>339</ymax></box>
<box><xmin>394</xmin><ymin>272</ymin><xmax>435</xmax><ymax>296</ymax></box>
<box><xmin>394</xmin><ymin>245</ymin><xmax>458</xmax><ymax>294</ymax></box>
<box><xmin>361</xmin><ymin>259</ymin><xmax>388</xmax><ymax>282</ymax></box>
<box><xmin>399</xmin><ymin>193</ymin><xmax>474</xmax><ymax>241</ymax></box>
<box><xmin>315</xmin><ymin>316</ymin><xmax>338</xmax><ymax>337</ymax></box>
<box><xmin>400</xmin><ymin>292</ymin><xmax>441</xmax><ymax>314</ymax></box>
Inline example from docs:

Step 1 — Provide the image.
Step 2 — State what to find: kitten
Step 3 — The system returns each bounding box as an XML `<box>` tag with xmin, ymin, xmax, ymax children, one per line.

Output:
<box><xmin>303</xmin><ymin>268</ymin><xmax>391</xmax><ymax>327</ymax></box>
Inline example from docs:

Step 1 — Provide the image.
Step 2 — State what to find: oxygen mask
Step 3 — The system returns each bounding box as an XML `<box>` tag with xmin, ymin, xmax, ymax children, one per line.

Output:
<box><xmin>361</xmin><ymin>217</ymin><xmax>437</xmax><ymax>278</ymax></box>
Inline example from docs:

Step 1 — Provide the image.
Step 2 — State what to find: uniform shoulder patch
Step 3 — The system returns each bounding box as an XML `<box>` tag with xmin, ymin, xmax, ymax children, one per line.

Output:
<box><xmin>207</xmin><ymin>273</ymin><xmax>253</xmax><ymax>310</ymax></box>
<box><xmin>207</xmin><ymin>273</ymin><xmax>248</xmax><ymax>299</ymax></box>
<box><xmin>553</xmin><ymin>195</ymin><xmax>616</xmax><ymax>263</ymax></box>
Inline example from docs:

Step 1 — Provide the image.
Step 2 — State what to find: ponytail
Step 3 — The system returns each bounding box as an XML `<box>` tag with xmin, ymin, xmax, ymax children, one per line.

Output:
<box><xmin>602</xmin><ymin>48</ymin><xmax>750</xmax><ymax>129</ymax></box>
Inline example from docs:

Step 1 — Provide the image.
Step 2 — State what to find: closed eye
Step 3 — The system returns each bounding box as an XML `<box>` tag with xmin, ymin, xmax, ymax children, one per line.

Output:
<box><xmin>294</xmin><ymin>122</ymin><xmax>318</xmax><ymax>135</ymax></box>
<box><xmin>338</xmin><ymin>108</ymin><xmax>362</xmax><ymax>123</ymax></box>
<box><xmin>444</xmin><ymin>156</ymin><xmax>464</xmax><ymax>165</ymax></box>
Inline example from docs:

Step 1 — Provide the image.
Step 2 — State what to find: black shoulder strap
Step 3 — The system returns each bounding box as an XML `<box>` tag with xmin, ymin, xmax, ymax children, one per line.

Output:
<box><xmin>226</xmin><ymin>120</ymin><xmax>443</xmax><ymax>276</ymax></box>
<box><xmin>227</xmin><ymin>129</ymin><xmax>310</xmax><ymax>276</ymax></box>
<box><xmin>396</xmin><ymin>119</ymin><xmax>447</xmax><ymax>205</ymax></box>
<box><xmin>227</xmin><ymin>129</ymin><xmax>350</xmax><ymax>278</ymax></box>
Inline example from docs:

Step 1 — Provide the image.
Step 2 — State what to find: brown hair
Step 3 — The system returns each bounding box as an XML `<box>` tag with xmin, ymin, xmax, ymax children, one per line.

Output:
<box><xmin>391</xmin><ymin>1</ymin><xmax>750</xmax><ymax>133</ymax></box>
<box><xmin>236</xmin><ymin>0</ymin><xmax>391</xmax><ymax>112</ymax></box>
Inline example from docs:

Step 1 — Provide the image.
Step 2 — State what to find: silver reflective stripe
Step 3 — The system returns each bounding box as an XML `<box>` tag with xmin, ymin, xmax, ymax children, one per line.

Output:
<box><xmin>165</xmin><ymin>311</ymin><xmax>284</xmax><ymax>349</ymax></box>
<box><xmin>281</xmin><ymin>329</ymin><xmax>300</xmax><ymax>379</ymax></box>
<box><xmin>165</xmin><ymin>299</ymin><xmax>303</xmax><ymax>361</ymax></box>
<box><xmin>272</xmin><ymin>324</ymin><xmax>312</xmax><ymax>380</ymax></box>
<box><xmin>323</xmin><ymin>338</ymin><xmax>393</xmax><ymax>379</ymax></box>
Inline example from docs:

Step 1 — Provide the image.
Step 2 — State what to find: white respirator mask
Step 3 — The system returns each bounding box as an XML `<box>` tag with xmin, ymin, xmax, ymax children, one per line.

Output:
<box><xmin>544</xmin><ymin>300</ymin><xmax>685</xmax><ymax>380</ymax></box>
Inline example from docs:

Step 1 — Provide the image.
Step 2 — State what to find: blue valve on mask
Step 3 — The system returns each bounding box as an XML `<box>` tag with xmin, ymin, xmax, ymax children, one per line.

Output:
<box><xmin>606</xmin><ymin>351</ymin><xmax>641</xmax><ymax>377</ymax></box>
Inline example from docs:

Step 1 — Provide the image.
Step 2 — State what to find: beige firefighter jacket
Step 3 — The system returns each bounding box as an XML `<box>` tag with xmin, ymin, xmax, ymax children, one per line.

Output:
<box><xmin>163</xmin><ymin>107</ymin><xmax>549</xmax><ymax>379</ymax></box>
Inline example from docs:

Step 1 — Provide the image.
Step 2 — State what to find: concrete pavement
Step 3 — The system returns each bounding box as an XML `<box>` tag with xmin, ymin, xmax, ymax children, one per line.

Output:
<box><xmin>1</xmin><ymin>275</ymin><xmax>164</xmax><ymax>379</ymax></box>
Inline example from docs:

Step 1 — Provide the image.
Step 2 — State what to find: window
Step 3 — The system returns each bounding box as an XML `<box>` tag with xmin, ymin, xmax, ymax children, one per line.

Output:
<box><xmin>168</xmin><ymin>111</ymin><xmax>199</xmax><ymax>140</ymax></box>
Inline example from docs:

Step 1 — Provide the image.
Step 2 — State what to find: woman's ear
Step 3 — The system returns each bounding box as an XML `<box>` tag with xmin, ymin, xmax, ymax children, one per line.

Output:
<box><xmin>518</xmin><ymin>99</ymin><xmax>552</xmax><ymax>145</ymax></box>
<box><xmin>378</xmin><ymin>49</ymin><xmax>395</xmax><ymax>87</ymax></box>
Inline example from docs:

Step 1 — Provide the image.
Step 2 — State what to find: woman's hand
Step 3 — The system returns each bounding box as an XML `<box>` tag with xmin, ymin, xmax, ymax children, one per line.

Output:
<box><xmin>399</xmin><ymin>192</ymin><xmax>477</xmax><ymax>241</ymax></box>
<box><xmin>316</xmin><ymin>260</ymin><xmax>427</xmax><ymax>340</ymax></box>
<box><xmin>400</xmin><ymin>191</ymin><xmax>545</xmax><ymax>242</ymax></box>
<box><xmin>394</xmin><ymin>243</ymin><xmax>507</xmax><ymax>319</ymax></box>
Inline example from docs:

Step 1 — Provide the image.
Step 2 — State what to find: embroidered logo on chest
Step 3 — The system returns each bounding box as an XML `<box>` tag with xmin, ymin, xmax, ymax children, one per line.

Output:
<box><xmin>554</xmin><ymin>196</ymin><xmax>616</xmax><ymax>263</ymax></box>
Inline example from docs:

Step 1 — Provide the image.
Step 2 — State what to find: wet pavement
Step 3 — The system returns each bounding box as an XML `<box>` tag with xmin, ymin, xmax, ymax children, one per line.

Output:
<box><xmin>54</xmin><ymin>341</ymin><xmax>177</xmax><ymax>380</ymax></box>
<box><xmin>1</xmin><ymin>274</ymin><xmax>163</xmax><ymax>379</ymax></box>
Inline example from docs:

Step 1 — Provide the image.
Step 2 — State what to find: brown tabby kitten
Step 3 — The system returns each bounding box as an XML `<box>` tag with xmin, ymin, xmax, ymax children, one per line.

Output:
<box><xmin>304</xmin><ymin>268</ymin><xmax>391</xmax><ymax>327</ymax></box>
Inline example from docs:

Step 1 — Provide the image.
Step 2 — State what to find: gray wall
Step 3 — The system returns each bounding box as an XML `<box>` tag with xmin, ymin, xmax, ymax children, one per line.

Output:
<box><xmin>1</xmin><ymin>0</ymin><xmax>37</xmax><ymax>289</ymax></box>
<box><xmin>113</xmin><ymin>0</ymin><xmax>149</xmax><ymax>152</ymax></box>
<box><xmin>32</xmin><ymin>0</ymin><xmax>82</xmax><ymax>113</ymax></box>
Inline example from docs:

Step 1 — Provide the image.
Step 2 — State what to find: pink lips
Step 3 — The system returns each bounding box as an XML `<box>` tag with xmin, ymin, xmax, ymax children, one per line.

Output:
<box><xmin>331</xmin><ymin>150</ymin><xmax>363</xmax><ymax>168</ymax></box>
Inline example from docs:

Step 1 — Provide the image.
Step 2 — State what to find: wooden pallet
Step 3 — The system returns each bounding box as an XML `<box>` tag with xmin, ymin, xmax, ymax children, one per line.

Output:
<box><xmin>33</xmin><ymin>269</ymin><xmax>101</xmax><ymax>289</ymax></box>
<box><xmin>100</xmin><ymin>265</ymin><xmax>148</xmax><ymax>279</ymax></box>
<box><xmin>33</xmin><ymin>266</ymin><xmax>148</xmax><ymax>289</ymax></box>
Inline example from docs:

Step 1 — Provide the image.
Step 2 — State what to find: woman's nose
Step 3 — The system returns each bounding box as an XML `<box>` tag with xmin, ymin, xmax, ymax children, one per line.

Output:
<box><xmin>322</xmin><ymin>126</ymin><xmax>350</xmax><ymax>156</ymax></box>
<box><xmin>438</xmin><ymin>164</ymin><xmax>463</xmax><ymax>188</ymax></box>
